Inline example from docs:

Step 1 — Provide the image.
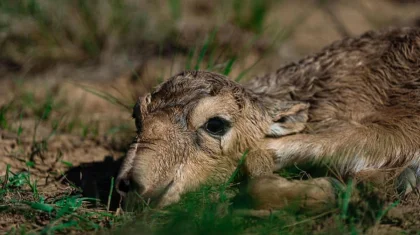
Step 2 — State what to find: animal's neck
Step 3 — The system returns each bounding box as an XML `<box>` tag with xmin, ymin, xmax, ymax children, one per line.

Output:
<box><xmin>244</xmin><ymin>67</ymin><xmax>316</xmax><ymax>102</ymax></box>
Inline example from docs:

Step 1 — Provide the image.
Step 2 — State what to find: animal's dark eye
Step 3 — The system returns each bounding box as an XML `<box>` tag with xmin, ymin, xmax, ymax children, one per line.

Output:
<box><xmin>204</xmin><ymin>117</ymin><xmax>229</xmax><ymax>136</ymax></box>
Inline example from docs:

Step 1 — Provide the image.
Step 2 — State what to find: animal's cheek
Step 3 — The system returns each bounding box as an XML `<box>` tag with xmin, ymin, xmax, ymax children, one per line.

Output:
<box><xmin>175</xmin><ymin>153</ymin><xmax>235</xmax><ymax>187</ymax></box>
<box><xmin>220</xmin><ymin>129</ymin><xmax>237</xmax><ymax>155</ymax></box>
<box><xmin>154</xmin><ymin>159</ymin><xmax>212</xmax><ymax>207</ymax></box>
<box><xmin>195</xmin><ymin>130</ymin><xmax>224</xmax><ymax>156</ymax></box>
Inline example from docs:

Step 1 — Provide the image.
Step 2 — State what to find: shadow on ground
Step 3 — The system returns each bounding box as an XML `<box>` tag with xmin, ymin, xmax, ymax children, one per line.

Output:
<box><xmin>62</xmin><ymin>156</ymin><xmax>125</xmax><ymax>211</ymax></box>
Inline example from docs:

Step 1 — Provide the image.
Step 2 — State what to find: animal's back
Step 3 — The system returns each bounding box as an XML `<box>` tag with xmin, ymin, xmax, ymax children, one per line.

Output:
<box><xmin>246</xmin><ymin>27</ymin><xmax>420</xmax><ymax>125</ymax></box>
<box><xmin>246</xmin><ymin>27</ymin><xmax>420</xmax><ymax>172</ymax></box>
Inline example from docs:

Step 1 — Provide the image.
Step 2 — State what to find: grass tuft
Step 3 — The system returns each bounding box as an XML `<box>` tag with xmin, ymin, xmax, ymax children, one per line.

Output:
<box><xmin>1</xmin><ymin>169</ymin><xmax>128</xmax><ymax>234</ymax></box>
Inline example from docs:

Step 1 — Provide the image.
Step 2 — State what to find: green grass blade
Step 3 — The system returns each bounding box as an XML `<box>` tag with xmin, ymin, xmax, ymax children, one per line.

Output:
<box><xmin>68</xmin><ymin>82</ymin><xmax>131</xmax><ymax>111</ymax></box>
<box><xmin>168</xmin><ymin>0</ymin><xmax>181</xmax><ymax>21</ymax></box>
<box><xmin>340</xmin><ymin>179</ymin><xmax>353</xmax><ymax>220</ymax></box>
<box><xmin>375</xmin><ymin>200</ymin><xmax>400</xmax><ymax>224</ymax></box>
<box><xmin>107</xmin><ymin>177</ymin><xmax>115</xmax><ymax>212</ymax></box>
<box><xmin>185</xmin><ymin>46</ymin><xmax>196</xmax><ymax>70</ymax></box>
<box><xmin>24</xmin><ymin>201</ymin><xmax>54</xmax><ymax>213</ymax></box>
<box><xmin>223</xmin><ymin>57</ymin><xmax>237</xmax><ymax>76</ymax></box>
<box><xmin>194</xmin><ymin>29</ymin><xmax>218</xmax><ymax>70</ymax></box>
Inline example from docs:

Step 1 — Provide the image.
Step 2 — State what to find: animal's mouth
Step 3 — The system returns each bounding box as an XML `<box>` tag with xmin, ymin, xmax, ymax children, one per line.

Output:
<box><xmin>141</xmin><ymin>179</ymin><xmax>175</xmax><ymax>207</ymax></box>
<box><xmin>116</xmin><ymin>175</ymin><xmax>175</xmax><ymax>208</ymax></box>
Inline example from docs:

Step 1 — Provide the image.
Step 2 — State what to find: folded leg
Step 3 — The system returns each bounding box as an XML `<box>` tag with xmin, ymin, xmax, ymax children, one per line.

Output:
<box><xmin>265</xmin><ymin>115</ymin><xmax>420</xmax><ymax>174</ymax></box>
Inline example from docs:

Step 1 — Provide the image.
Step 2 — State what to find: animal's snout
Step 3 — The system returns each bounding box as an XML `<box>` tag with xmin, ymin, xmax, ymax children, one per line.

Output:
<box><xmin>116</xmin><ymin>174</ymin><xmax>146</xmax><ymax>197</ymax></box>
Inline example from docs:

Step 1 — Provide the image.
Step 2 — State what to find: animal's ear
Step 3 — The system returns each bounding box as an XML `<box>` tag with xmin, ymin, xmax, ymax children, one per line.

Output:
<box><xmin>132</xmin><ymin>98</ymin><xmax>142</xmax><ymax>132</ymax></box>
<box><xmin>132</xmin><ymin>94</ymin><xmax>151</xmax><ymax>133</ymax></box>
<box><xmin>266</xmin><ymin>101</ymin><xmax>309</xmax><ymax>137</ymax></box>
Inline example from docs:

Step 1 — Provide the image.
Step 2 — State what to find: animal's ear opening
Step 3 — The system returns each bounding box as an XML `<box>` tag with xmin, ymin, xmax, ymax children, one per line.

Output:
<box><xmin>267</xmin><ymin>101</ymin><xmax>309</xmax><ymax>137</ymax></box>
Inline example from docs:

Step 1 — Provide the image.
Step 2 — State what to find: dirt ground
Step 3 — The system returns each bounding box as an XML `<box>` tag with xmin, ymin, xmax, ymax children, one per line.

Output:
<box><xmin>1</xmin><ymin>0</ymin><xmax>420</xmax><ymax>234</ymax></box>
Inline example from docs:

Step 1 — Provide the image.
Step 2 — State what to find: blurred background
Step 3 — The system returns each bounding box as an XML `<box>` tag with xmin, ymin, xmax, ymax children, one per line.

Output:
<box><xmin>0</xmin><ymin>0</ymin><xmax>420</xmax><ymax>197</ymax></box>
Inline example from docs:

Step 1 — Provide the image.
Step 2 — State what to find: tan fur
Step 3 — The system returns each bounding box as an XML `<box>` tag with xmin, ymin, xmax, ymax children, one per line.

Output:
<box><xmin>116</xmin><ymin>27</ymin><xmax>420</xmax><ymax>208</ymax></box>
<box><xmin>246</xmin><ymin>175</ymin><xmax>337</xmax><ymax>213</ymax></box>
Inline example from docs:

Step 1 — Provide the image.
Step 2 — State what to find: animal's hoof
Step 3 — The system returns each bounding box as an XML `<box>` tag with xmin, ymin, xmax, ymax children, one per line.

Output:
<box><xmin>395</xmin><ymin>167</ymin><xmax>419</xmax><ymax>196</ymax></box>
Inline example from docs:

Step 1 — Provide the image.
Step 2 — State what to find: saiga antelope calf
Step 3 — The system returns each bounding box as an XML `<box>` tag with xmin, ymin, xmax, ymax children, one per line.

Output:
<box><xmin>116</xmin><ymin>27</ymin><xmax>420</xmax><ymax>209</ymax></box>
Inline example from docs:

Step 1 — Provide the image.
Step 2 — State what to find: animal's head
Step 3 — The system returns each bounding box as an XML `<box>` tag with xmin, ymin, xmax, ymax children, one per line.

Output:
<box><xmin>116</xmin><ymin>71</ymin><xmax>309</xmax><ymax>207</ymax></box>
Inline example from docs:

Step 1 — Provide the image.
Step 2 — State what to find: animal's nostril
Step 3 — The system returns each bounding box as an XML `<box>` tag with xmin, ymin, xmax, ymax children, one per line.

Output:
<box><xmin>116</xmin><ymin>178</ymin><xmax>131</xmax><ymax>196</ymax></box>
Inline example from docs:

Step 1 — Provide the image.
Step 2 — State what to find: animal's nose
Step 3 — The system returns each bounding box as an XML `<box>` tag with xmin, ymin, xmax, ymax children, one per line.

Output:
<box><xmin>116</xmin><ymin>177</ymin><xmax>131</xmax><ymax>196</ymax></box>
<box><xmin>116</xmin><ymin>174</ymin><xmax>146</xmax><ymax>197</ymax></box>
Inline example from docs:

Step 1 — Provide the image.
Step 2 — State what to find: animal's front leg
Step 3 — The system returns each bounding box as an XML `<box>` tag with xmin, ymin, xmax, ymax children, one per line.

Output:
<box><xmin>265</xmin><ymin>133</ymin><xmax>327</xmax><ymax>171</ymax></box>
<box><xmin>264</xmin><ymin>123</ymin><xmax>420</xmax><ymax>198</ymax></box>
<box><xmin>245</xmin><ymin>175</ymin><xmax>342</xmax><ymax>214</ymax></box>
<box><xmin>265</xmin><ymin>119</ymin><xmax>419</xmax><ymax>174</ymax></box>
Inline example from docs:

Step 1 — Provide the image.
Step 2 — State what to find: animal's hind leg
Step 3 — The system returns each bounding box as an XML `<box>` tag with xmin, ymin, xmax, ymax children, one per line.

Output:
<box><xmin>354</xmin><ymin>167</ymin><xmax>419</xmax><ymax>198</ymax></box>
